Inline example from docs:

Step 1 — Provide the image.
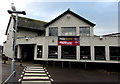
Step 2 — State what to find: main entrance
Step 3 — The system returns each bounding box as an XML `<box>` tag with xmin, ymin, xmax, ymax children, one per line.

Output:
<box><xmin>20</xmin><ymin>44</ymin><xmax>35</xmax><ymax>62</ymax></box>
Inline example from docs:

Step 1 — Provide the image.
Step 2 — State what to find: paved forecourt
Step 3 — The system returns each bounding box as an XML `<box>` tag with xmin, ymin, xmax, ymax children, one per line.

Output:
<box><xmin>18</xmin><ymin>66</ymin><xmax>54</xmax><ymax>84</ymax></box>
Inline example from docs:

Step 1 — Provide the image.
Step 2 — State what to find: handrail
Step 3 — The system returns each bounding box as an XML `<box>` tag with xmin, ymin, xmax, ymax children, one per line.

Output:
<box><xmin>2</xmin><ymin>71</ymin><xmax>16</xmax><ymax>84</ymax></box>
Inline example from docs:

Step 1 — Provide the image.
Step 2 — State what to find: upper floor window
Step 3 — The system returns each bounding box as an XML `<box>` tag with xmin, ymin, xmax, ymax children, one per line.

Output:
<box><xmin>62</xmin><ymin>27</ymin><xmax>76</xmax><ymax>36</ymax></box>
<box><xmin>49</xmin><ymin>27</ymin><xmax>58</xmax><ymax>36</ymax></box>
<box><xmin>80</xmin><ymin>27</ymin><xmax>90</xmax><ymax>36</ymax></box>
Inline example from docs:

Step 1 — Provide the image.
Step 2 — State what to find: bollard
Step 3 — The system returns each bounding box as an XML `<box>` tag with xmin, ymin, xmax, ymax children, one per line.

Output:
<box><xmin>20</xmin><ymin>60</ymin><xmax>22</xmax><ymax>66</ymax></box>
<box><xmin>4</xmin><ymin>60</ymin><xmax>6</xmax><ymax>64</ymax></box>
<box><xmin>53</xmin><ymin>61</ymin><xmax>55</xmax><ymax>67</ymax></box>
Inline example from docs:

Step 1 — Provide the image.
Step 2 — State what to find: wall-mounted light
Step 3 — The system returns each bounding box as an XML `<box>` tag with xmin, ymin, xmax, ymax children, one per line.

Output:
<box><xmin>25</xmin><ymin>37</ymin><xmax>29</xmax><ymax>41</ymax></box>
<box><xmin>66</xmin><ymin>14</ymin><xmax>71</xmax><ymax>19</ymax></box>
<box><xmin>99</xmin><ymin>36</ymin><xmax>103</xmax><ymax>40</ymax></box>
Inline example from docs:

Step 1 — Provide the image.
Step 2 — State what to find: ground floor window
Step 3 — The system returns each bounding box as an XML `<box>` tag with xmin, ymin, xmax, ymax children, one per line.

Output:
<box><xmin>95</xmin><ymin>46</ymin><xmax>105</xmax><ymax>60</ymax></box>
<box><xmin>80</xmin><ymin>46</ymin><xmax>91</xmax><ymax>60</ymax></box>
<box><xmin>48</xmin><ymin>46</ymin><xmax>58</xmax><ymax>58</ymax></box>
<box><xmin>37</xmin><ymin>46</ymin><xmax>42</xmax><ymax>58</ymax></box>
<box><xmin>61</xmin><ymin>46</ymin><xmax>76</xmax><ymax>59</ymax></box>
<box><xmin>109</xmin><ymin>46</ymin><xmax>120</xmax><ymax>60</ymax></box>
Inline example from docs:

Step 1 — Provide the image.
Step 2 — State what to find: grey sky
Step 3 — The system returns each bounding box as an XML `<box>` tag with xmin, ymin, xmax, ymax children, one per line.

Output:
<box><xmin>0</xmin><ymin>0</ymin><xmax>119</xmax><ymax>45</ymax></box>
<box><xmin>26</xmin><ymin>2</ymin><xmax>118</xmax><ymax>35</ymax></box>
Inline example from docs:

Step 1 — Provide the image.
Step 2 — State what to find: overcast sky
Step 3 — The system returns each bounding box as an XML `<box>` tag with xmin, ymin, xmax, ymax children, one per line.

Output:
<box><xmin>0</xmin><ymin>0</ymin><xmax>119</xmax><ymax>45</ymax></box>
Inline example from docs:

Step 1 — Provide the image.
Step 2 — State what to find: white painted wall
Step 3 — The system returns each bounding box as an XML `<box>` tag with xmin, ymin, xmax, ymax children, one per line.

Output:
<box><xmin>46</xmin><ymin>13</ymin><xmax>94</xmax><ymax>36</ymax></box>
<box><xmin>3</xmin><ymin>18</ymin><xmax>14</xmax><ymax>58</ymax></box>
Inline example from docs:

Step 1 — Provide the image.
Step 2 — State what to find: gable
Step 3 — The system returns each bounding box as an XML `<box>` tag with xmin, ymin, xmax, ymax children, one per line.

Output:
<box><xmin>44</xmin><ymin>9</ymin><xmax>95</xmax><ymax>27</ymax></box>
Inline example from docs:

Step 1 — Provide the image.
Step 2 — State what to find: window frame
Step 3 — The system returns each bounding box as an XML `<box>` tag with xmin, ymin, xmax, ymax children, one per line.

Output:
<box><xmin>109</xmin><ymin>46</ymin><xmax>120</xmax><ymax>60</ymax></box>
<box><xmin>49</xmin><ymin>27</ymin><xmax>58</xmax><ymax>36</ymax></box>
<box><xmin>80</xmin><ymin>27</ymin><xmax>90</xmax><ymax>36</ymax></box>
<box><xmin>94</xmin><ymin>46</ymin><xmax>106</xmax><ymax>60</ymax></box>
<box><xmin>37</xmin><ymin>46</ymin><xmax>43</xmax><ymax>58</ymax></box>
<box><xmin>80</xmin><ymin>46</ymin><xmax>91</xmax><ymax>60</ymax></box>
<box><xmin>48</xmin><ymin>46</ymin><xmax>58</xmax><ymax>59</ymax></box>
<box><xmin>61</xmin><ymin>27</ymin><xmax>76</xmax><ymax>36</ymax></box>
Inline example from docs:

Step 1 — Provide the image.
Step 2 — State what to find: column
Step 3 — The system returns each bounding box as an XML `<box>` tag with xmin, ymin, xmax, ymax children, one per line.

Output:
<box><xmin>76</xmin><ymin>26</ymin><xmax>79</xmax><ymax>36</ymax></box>
<box><xmin>58</xmin><ymin>46</ymin><xmax>61</xmax><ymax>60</ymax></box>
<box><xmin>46</xmin><ymin>27</ymin><xmax>49</xmax><ymax>36</ymax></box>
<box><xmin>34</xmin><ymin>44</ymin><xmax>37</xmax><ymax>59</ymax></box>
<box><xmin>58</xmin><ymin>27</ymin><xmax>61</xmax><ymax>36</ymax></box>
<box><xmin>17</xmin><ymin>45</ymin><xmax>21</xmax><ymax>59</ymax></box>
<box><xmin>105</xmin><ymin>46</ymin><xmax>110</xmax><ymax>61</ymax></box>
<box><xmin>77</xmin><ymin>46</ymin><xmax>80</xmax><ymax>60</ymax></box>
<box><xmin>91</xmin><ymin>46</ymin><xmax>95</xmax><ymax>61</ymax></box>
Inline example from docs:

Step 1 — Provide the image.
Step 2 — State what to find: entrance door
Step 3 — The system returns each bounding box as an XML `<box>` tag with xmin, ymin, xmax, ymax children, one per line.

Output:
<box><xmin>21</xmin><ymin>44</ymin><xmax>34</xmax><ymax>62</ymax></box>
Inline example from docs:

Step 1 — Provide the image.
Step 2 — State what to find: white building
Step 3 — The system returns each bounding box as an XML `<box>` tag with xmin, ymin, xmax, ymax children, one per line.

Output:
<box><xmin>3</xmin><ymin>9</ymin><xmax>120</xmax><ymax>64</ymax></box>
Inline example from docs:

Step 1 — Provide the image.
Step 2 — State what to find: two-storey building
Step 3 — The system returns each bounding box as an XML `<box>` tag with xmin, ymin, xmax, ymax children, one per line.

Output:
<box><xmin>3</xmin><ymin>9</ymin><xmax>119</xmax><ymax>64</ymax></box>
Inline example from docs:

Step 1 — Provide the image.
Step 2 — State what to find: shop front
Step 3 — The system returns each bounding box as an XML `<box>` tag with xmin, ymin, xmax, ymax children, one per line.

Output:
<box><xmin>58</xmin><ymin>36</ymin><xmax>80</xmax><ymax>59</ymax></box>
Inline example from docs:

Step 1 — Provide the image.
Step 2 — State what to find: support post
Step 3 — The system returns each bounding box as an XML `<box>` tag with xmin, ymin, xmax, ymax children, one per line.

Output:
<box><xmin>46</xmin><ymin>61</ymin><xmax>48</xmax><ymax>66</ymax></box>
<box><xmin>53</xmin><ymin>61</ymin><xmax>55</xmax><ymax>67</ymax></box>
<box><xmin>85</xmin><ymin>61</ymin><xmax>87</xmax><ymax>70</ymax></box>
<box><xmin>62</xmin><ymin>61</ymin><xmax>64</xmax><ymax>68</ymax></box>
<box><xmin>69</xmin><ymin>61</ymin><xmax>71</xmax><ymax>69</ymax></box>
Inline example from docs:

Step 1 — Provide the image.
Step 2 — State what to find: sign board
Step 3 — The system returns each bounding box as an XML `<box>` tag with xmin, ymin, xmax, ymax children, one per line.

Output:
<box><xmin>58</xmin><ymin>36</ymin><xmax>80</xmax><ymax>45</ymax></box>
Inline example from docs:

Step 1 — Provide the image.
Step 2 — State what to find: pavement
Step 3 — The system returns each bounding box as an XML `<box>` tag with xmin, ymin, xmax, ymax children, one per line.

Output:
<box><xmin>1</xmin><ymin>58</ymin><xmax>120</xmax><ymax>84</ymax></box>
<box><xmin>1</xmin><ymin>58</ymin><xmax>24</xmax><ymax>83</ymax></box>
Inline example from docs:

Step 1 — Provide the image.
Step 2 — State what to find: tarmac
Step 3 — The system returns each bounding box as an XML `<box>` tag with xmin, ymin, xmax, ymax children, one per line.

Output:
<box><xmin>1</xmin><ymin>58</ymin><xmax>120</xmax><ymax>84</ymax></box>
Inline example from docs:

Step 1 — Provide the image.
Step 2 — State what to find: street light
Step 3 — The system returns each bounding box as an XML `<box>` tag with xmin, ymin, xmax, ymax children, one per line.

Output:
<box><xmin>7</xmin><ymin>3</ymin><xmax>26</xmax><ymax>82</ymax></box>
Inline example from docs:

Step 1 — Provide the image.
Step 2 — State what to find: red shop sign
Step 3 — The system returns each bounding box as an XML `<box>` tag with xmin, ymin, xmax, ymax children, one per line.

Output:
<box><xmin>58</xmin><ymin>36</ymin><xmax>80</xmax><ymax>45</ymax></box>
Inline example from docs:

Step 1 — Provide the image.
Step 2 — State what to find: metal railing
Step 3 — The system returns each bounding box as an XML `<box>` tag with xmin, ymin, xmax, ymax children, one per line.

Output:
<box><xmin>2</xmin><ymin>71</ymin><xmax>16</xmax><ymax>84</ymax></box>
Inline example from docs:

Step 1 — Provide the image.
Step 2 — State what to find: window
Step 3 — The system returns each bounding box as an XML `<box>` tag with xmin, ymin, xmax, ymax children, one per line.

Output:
<box><xmin>61</xmin><ymin>46</ymin><xmax>76</xmax><ymax>59</ymax></box>
<box><xmin>48</xmin><ymin>46</ymin><xmax>58</xmax><ymax>59</ymax></box>
<box><xmin>95</xmin><ymin>46</ymin><xmax>105</xmax><ymax>60</ymax></box>
<box><xmin>109</xmin><ymin>46</ymin><xmax>120</xmax><ymax>60</ymax></box>
<box><xmin>38</xmin><ymin>31</ymin><xmax>45</xmax><ymax>36</ymax></box>
<box><xmin>37</xmin><ymin>46</ymin><xmax>42</xmax><ymax>58</ymax></box>
<box><xmin>80</xmin><ymin>46</ymin><xmax>91</xmax><ymax>60</ymax></box>
<box><xmin>62</xmin><ymin>27</ymin><xmax>76</xmax><ymax>36</ymax></box>
<box><xmin>80</xmin><ymin>27</ymin><xmax>90</xmax><ymax>36</ymax></box>
<box><xmin>49</xmin><ymin>27</ymin><xmax>58</xmax><ymax>36</ymax></box>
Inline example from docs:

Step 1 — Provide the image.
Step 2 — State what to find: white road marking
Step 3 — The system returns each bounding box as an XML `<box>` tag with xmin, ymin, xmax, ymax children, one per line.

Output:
<box><xmin>18</xmin><ymin>79</ymin><xmax>21</xmax><ymax>82</ymax></box>
<box><xmin>26</xmin><ymin>69</ymin><xmax>44</xmax><ymax>70</ymax></box>
<box><xmin>23</xmin><ymin>76</ymin><xmax>49</xmax><ymax>79</ymax></box>
<box><xmin>22</xmin><ymin>81</ymin><xmax>51</xmax><ymax>82</ymax></box>
<box><xmin>24</xmin><ymin>73</ymin><xmax>47</xmax><ymax>75</ymax></box>
<box><xmin>25</xmin><ymin>70</ymin><xmax>45</xmax><ymax>73</ymax></box>
<box><xmin>21</xmin><ymin>75</ymin><xmax>23</xmax><ymax>77</ymax></box>
<box><xmin>27</xmin><ymin>67</ymin><xmax>43</xmax><ymax>68</ymax></box>
<box><xmin>20</xmin><ymin>66</ymin><xmax>53</xmax><ymax>84</ymax></box>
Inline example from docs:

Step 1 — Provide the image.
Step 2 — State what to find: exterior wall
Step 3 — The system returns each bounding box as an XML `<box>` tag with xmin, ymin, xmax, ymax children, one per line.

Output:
<box><xmin>0</xmin><ymin>46</ymin><xmax>2</xmax><ymax>57</ymax></box>
<box><xmin>3</xmin><ymin>18</ymin><xmax>14</xmax><ymax>58</ymax></box>
<box><xmin>17</xmin><ymin>28</ymin><xmax>38</xmax><ymax>38</ymax></box>
<box><xmin>16</xmin><ymin>36</ymin><xmax>119</xmax><ymax>63</ymax></box>
<box><xmin>46</xmin><ymin>13</ymin><xmax>93</xmax><ymax>36</ymax></box>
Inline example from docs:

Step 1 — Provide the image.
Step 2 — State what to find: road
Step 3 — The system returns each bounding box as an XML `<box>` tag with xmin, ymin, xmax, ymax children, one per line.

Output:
<box><xmin>1</xmin><ymin>59</ymin><xmax>120</xmax><ymax>84</ymax></box>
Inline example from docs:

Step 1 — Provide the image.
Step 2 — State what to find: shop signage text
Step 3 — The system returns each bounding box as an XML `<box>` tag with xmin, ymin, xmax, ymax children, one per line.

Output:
<box><xmin>58</xmin><ymin>36</ymin><xmax>80</xmax><ymax>45</ymax></box>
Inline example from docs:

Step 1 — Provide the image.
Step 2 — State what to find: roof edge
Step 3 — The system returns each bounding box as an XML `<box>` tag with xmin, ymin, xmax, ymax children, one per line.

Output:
<box><xmin>44</xmin><ymin>9</ymin><xmax>96</xmax><ymax>27</ymax></box>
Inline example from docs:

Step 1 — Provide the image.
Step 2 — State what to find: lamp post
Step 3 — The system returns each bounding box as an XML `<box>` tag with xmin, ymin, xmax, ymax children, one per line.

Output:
<box><xmin>7</xmin><ymin>3</ymin><xmax>26</xmax><ymax>82</ymax></box>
